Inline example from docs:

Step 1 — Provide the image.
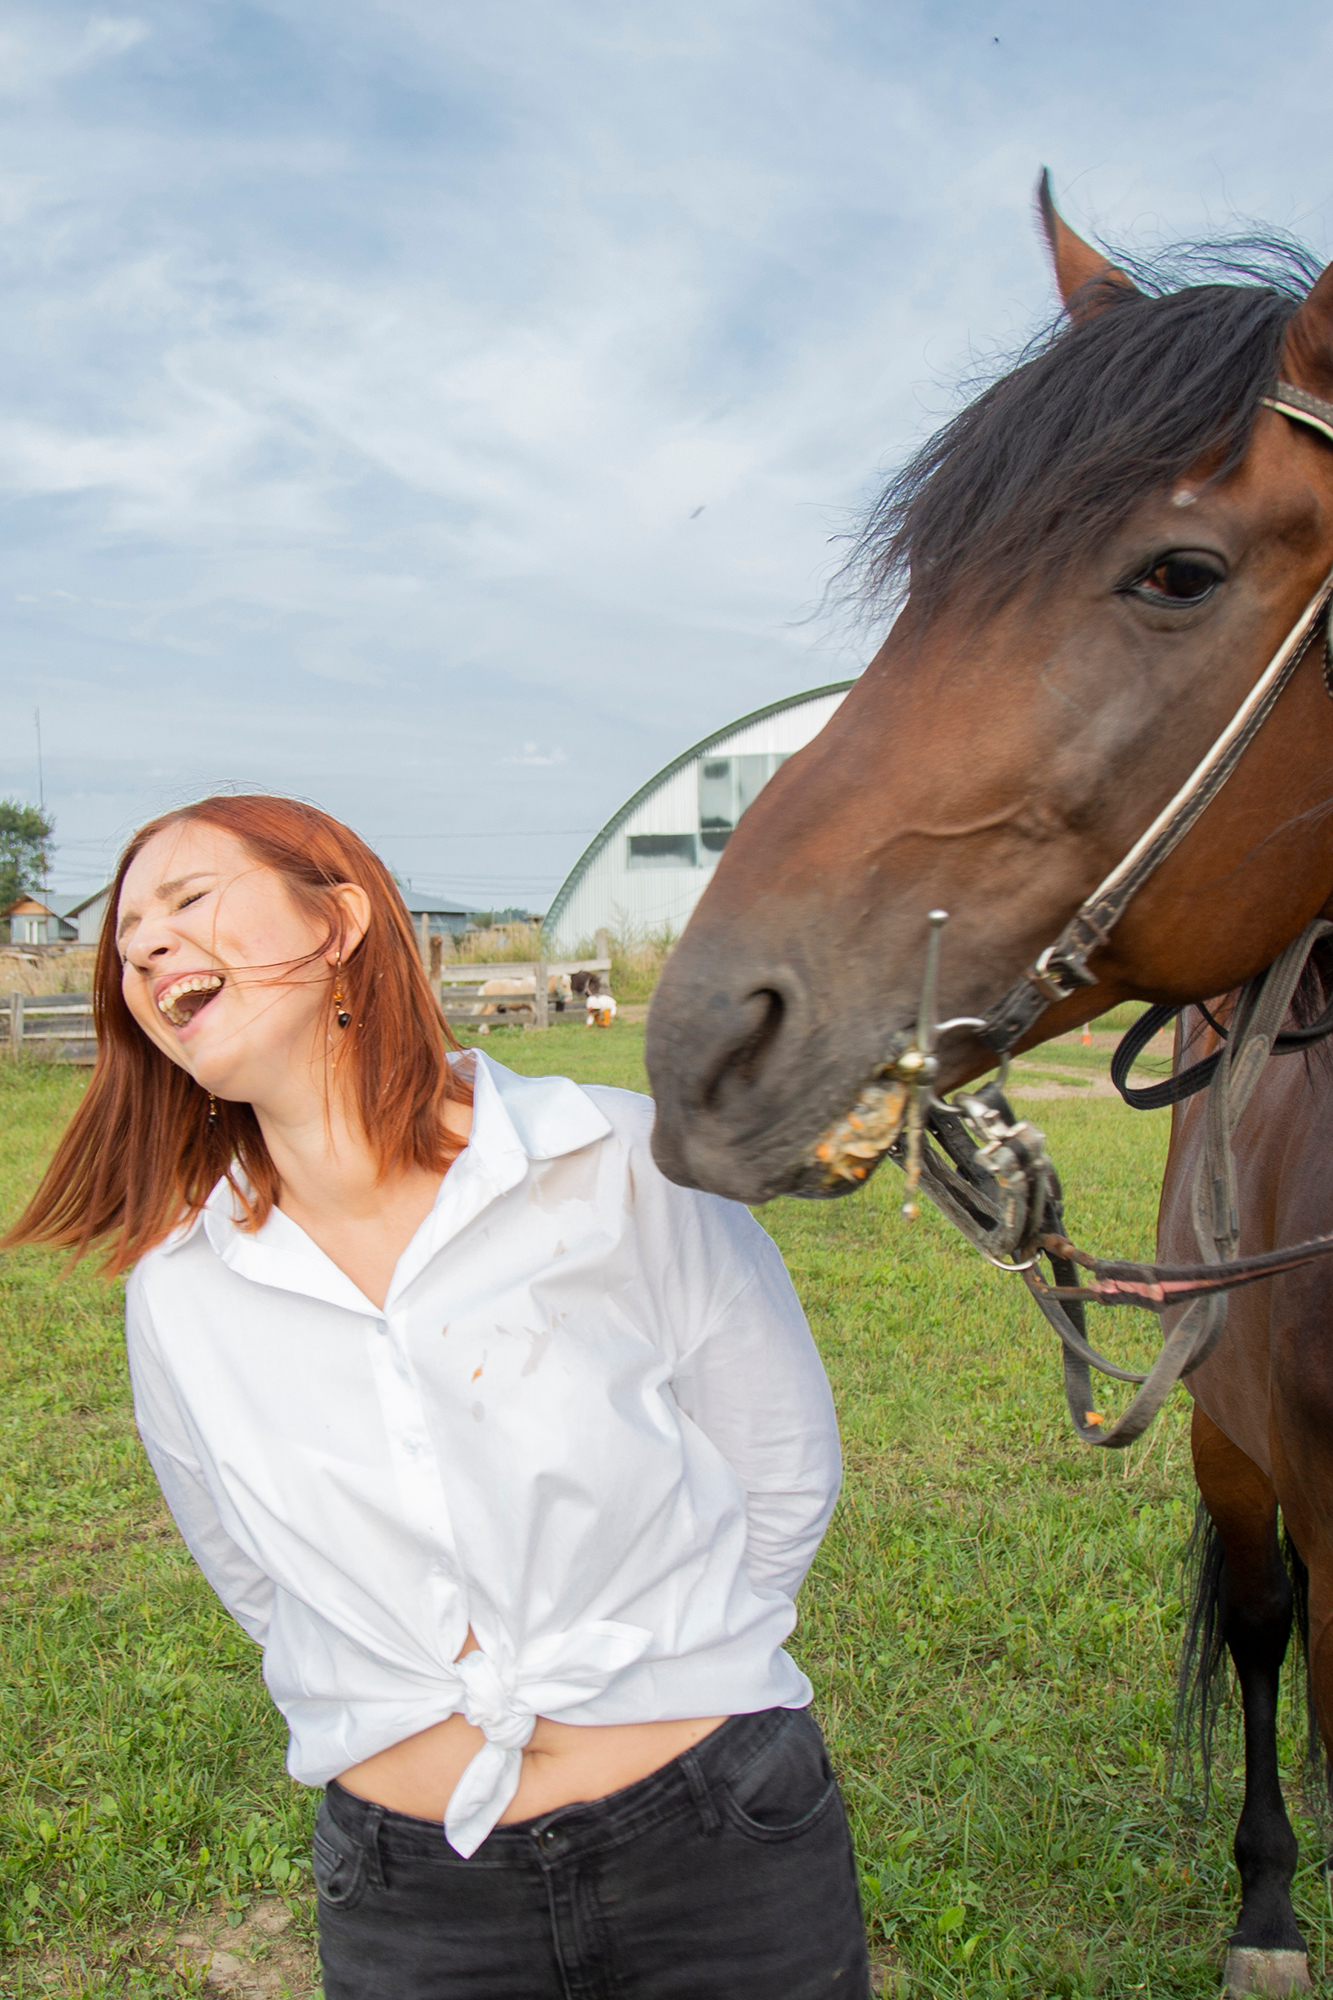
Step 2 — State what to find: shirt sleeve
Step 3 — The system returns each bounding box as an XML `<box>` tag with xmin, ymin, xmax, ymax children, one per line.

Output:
<box><xmin>125</xmin><ymin>1271</ymin><xmax>275</xmax><ymax>1647</ymax></box>
<box><xmin>669</xmin><ymin>1222</ymin><xmax>842</xmax><ymax>1603</ymax></box>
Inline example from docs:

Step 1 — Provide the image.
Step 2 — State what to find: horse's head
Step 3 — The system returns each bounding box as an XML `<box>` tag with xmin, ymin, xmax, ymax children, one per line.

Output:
<box><xmin>647</xmin><ymin>178</ymin><xmax>1333</xmax><ymax>1203</ymax></box>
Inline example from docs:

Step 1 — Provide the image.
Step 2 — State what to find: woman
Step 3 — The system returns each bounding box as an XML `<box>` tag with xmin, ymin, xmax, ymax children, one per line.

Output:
<box><xmin>6</xmin><ymin>795</ymin><xmax>869</xmax><ymax>1998</ymax></box>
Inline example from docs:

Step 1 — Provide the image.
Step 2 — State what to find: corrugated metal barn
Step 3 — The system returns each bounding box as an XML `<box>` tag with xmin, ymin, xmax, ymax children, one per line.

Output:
<box><xmin>545</xmin><ymin>681</ymin><xmax>853</xmax><ymax>950</ymax></box>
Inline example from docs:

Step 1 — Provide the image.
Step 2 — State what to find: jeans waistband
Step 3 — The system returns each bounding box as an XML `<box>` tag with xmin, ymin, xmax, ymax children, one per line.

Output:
<box><xmin>324</xmin><ymin>1705</ymin><xmax>805</xmax><ymax>1867</ymax></box>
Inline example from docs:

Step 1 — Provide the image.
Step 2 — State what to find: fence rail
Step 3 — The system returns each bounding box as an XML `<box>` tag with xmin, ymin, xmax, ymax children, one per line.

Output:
<box><xmin>5</xmin><ymin>957</ymin><xmax>616</xmax><ymax>1061</ymax></box>
<box><xmin>438</xmin><ymin>958</ymin><xmax>611</xmax><ymax>1031</ymax></box>
<box><xmin>6</xmin><ymin>992</ymin><xmax>98</xmax><ymax>1064</ymax></box>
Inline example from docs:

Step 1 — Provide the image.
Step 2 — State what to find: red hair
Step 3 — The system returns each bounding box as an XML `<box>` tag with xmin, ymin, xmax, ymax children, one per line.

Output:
<box><xmin>3</xmin><ymin>795</ymin><xmax>472</xmax><ymax>1272</ymax></box>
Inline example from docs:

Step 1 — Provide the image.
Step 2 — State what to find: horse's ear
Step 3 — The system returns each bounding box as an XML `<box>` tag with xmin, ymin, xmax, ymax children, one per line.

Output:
<box><xmin>1279</xmin><ymin>259</ymin><xmax>1333</xmax><ymax>400</ymax></box>
<box><xmin>1036</xmin><ymin>169</ymin><xmax>1139</xmax><ymax>321</ymax></box>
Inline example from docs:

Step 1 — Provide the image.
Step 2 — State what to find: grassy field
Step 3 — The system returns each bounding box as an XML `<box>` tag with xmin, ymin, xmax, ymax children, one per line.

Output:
<box><xmin>1</xmin><ymin>1021</ymin><xmax>1328</xmax><ymax>1997</ymax></box>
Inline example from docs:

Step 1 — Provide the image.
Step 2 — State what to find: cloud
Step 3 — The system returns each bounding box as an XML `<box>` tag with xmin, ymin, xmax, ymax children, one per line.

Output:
<box><xmin>0</xmin><ymin>14</ymin><xmax>148</xmax><ymax>98</ymax></box>
<box><xmin>3</xmin><ymin>0</ymin><xmax>1333</xmax><ymax>901</ymax></box>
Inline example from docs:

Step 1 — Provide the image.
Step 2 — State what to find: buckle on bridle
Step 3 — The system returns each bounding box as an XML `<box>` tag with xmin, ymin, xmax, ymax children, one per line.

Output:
<box><xmin>884</xmin><ymin>911</ymin><xmax>1055</xmax><ymax>1257</ymax></box>
<box><xmin>1029</xmin><ymin>945</ymin><xmax>1097</xmax><ymax>1004</ymax></box>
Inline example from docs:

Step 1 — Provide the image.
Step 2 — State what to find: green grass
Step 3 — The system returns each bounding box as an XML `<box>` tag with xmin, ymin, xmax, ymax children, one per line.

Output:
<box><xmin>1</xmin><ymin>1032</ymin><xmax>1327</xmax><ymax>1996</ymax></box>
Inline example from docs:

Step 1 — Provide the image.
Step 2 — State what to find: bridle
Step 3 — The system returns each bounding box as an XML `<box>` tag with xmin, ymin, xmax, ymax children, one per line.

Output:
<box><xmin>879</xmin><ymin>379</ymin><xmax>1333</xmax><ymax>1448</ymax></box>
<box><xmin>983</xmin><ymin>384</ymin><xmax>1333</xmax><ymax>1057</ymax></box>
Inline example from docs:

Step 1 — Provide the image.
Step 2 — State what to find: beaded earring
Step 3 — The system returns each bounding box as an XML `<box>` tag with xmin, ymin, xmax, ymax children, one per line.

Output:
<box><xmin>333</xmin><ymin>955</ymin><xmax>351</xmax><ymax>1030</ymax></box>
<box><xmin>207</xmin><ymin>1093</ymin><xmax>217</xmax><ymax>1129</ymax></box>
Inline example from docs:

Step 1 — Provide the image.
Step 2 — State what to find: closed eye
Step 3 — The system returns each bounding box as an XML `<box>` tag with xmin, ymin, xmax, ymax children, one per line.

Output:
<box><xmin>176</xmin><ymin>891</ymin><xmax>206</xmax><ymax>912</ymax></box>
<box><xmin>1125</xmin><ymin>552</ymin><xmax>1226</xmax><ymax>605</ymax></box>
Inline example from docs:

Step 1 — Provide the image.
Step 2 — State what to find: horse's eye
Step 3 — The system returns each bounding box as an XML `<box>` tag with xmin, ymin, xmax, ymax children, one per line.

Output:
<box><xmin>1133</xmin><ymin>555</ymin><xmax>1223</xmax><ymax>603</ymax></box>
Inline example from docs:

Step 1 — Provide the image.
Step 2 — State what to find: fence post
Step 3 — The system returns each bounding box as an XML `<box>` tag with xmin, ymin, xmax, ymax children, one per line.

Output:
<box><xmin>595</xmin><ymin>928</ymin><xmax>609</xmax><ymax>966</ymax></box>
<box><xmin>9</xmin><ymin>992</ymin><xmax>23</xmax><ymax>1057</ymax></box>
<box><xmin>418</xmin><ymin>913</ymin><xmax>430</xmax><ymax>967</ymax></box>
<box><xmin>535</xmin><ymin>960</ymin><xmax>549</xmax><ymax>1030</ymax></box>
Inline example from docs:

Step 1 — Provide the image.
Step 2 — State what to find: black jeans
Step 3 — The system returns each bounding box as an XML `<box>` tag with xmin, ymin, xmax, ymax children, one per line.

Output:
<box><xmin>314</xmin><ymin>1706</ymin><xmax>871</xmax><ymax>1998</ymax></box>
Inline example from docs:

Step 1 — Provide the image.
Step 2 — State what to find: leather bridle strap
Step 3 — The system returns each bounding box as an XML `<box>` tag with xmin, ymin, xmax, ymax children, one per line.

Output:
<box><xmin>980</xmin><ymin>379</ymin><xmax>1333</xmax><ymax>1055</ymax></box>
<box><xmin>1262</xmin><ymin>380</ymin><xmax>1333</xmax><ymax>445</ymax></box>
<box><xmin>1024</xmin><ymin>918</ymin><xmax>1333</xmax><ymax>1446</ymax></box>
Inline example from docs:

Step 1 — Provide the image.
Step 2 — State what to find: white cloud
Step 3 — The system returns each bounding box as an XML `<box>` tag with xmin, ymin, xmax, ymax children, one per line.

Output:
<box><xmin>4</xmin><ymin>0</ymin><xmax>1333</xmax><ymax>900</ymax></box>
<box><xmin>0</xmin><ymin>13</ymin><xmax>148</xmax><ymax>96</ymax></box>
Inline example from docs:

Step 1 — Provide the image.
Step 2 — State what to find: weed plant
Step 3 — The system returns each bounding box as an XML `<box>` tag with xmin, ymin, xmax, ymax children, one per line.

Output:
<box><xmin>558</xmin><ymin>921</ymin><xmax>679</xmax><ymax>1004</ymax></box>
<box><xmin>1</xmin><ymin>1032</ymin><xmax>1325</xmax><ymax>1995</ymax></box>
<box><xmin>0</xmin><ymin>954</ymin><xmax>97</xmax><ymax>998</ymax></box>
<box><xmin>436</xmin><ymin>923</ymin><xmax>547</xmax><ymax>965</ymax></box>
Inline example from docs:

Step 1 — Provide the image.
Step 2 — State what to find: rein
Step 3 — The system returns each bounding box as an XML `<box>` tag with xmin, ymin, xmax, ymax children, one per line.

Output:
<box><xmin>891</xmin><ymin>921</ymin><xmax>1333</xmax><ymax>1448</ymax></box>
<box><xmin>879</xmin><ymin>380</ymin><xmax>1333</xmax><ymax>1447</ymax></box>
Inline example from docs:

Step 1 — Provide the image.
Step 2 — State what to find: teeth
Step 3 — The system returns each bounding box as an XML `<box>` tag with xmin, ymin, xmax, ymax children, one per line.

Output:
<box><xmin>157</xmin><ymin>973</ymin><xmax>224</xmax><ymax>1023</ymax></box>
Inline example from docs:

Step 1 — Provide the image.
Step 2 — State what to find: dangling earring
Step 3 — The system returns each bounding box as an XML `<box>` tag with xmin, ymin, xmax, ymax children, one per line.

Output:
<box><xmin>333</xmin><ymin>955</ymin><xmax>350</xmax><ymax>1030</ymax></box>
<box><xmin>207</xmin><ymin>1093</ymin><xmax>217</xmax><ymax>1129</ymax></box>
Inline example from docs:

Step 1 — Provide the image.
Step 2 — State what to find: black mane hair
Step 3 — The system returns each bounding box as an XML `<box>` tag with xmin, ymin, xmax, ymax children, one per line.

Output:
<box><xmin>841</xmin><ymin>234</ymin><xmax>1325</xmax><ymax>622</ymax></box>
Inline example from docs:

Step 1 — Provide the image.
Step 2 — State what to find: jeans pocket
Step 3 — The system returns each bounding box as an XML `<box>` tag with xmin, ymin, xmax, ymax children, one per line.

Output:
<box><xmin>722</xmin><ymin>1711</ymin><xmax>840</xmax><ymax>1843</ymax></box>
<box><xmin>312</xmin><ymin>1804</ymin><xmax>369</xmax><ymax>1911</ymax></box>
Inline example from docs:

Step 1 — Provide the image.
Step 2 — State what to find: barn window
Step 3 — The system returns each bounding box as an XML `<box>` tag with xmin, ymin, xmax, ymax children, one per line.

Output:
<box><xmin>699</xmin><ymin>759</ymin><xmax>734</xmax><ymax>853</ymax></box>
<box><xmin>627</xmin><ymin>833</ymin><xmax>697</xmax><ymax>868</ymax></box>
<box><xmin>697</xmin><ymin>752</ymin><xmax>790</xmax><ymax>857</ymax></box>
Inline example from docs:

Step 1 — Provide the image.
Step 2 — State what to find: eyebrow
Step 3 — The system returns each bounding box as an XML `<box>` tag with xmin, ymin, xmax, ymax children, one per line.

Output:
<box><xmin>116</xmin><ymin>873</ymin><xmax>213</xmax><ymax>941</ymax></box>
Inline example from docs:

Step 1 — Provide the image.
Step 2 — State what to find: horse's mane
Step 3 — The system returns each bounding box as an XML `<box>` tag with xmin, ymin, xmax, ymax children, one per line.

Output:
<box><xmin>841</xmin><ymin>233</ymin><xmax>1325</xmax><ymax>622</ymax></box>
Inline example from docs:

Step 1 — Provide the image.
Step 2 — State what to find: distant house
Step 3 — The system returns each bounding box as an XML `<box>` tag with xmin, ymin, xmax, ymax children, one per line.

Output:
<box><xmin>399</xmin><ymin>893</ymin><xmax>478</xmax><ymax>938</ymax></box>
<box><xmin>4</xmin><ymin>887</ymin><xmax>111</xmax><ymax>946</ymax></box>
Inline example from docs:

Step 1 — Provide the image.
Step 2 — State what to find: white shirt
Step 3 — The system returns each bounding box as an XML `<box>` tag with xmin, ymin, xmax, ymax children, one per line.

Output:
<box><xmin>125</xmin><ymin>1052</ymin><xmax>841</xmax><ymax>1858</ymax></box>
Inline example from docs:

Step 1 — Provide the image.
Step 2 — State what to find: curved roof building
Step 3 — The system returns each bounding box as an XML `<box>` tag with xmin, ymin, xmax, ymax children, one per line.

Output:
<box><xmin>545</xmin><ymin>681</ymin><xmax>854</xmax><ymax>950</ymax></box>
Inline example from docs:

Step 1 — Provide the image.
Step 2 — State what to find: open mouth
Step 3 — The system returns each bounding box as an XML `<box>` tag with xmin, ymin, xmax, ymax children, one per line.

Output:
<box><xmin>807</xmin><ymin>1076</ymin><xmax>910</xmax><ymax>1188</ymax></box>
<box><xmin>157</xmin><ymin>973</ymin><xmax>225</xmax><ymax>1028</ymax></box>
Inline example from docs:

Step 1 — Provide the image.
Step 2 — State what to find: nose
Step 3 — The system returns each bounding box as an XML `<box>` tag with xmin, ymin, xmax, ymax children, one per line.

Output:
<box><xmin>690</xmin><ymin>978</ymin><xmax>792</xmax><ymax>1124</ymax></box>
<box><xmin>647</xmin><ymin>949</ymin><xmax>842</xmax><ymax>1199</ymax></box>
<box><xmin>122</xmin><ymin>910</ymin><xmax>176</xmax><ymax>970</ymax></box>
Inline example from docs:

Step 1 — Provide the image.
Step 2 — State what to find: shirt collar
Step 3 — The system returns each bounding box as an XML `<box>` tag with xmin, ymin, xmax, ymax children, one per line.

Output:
<box><xmin>158</xmin><ymin>1050</ymin><xmax>613</xmax><ymax>1313</ymax></box>
<box><xmin>462</xmin><ymin>1049</ymin><xmax>611</xmax><ymax>1163</ymax></box>
<box><xmin>388</xmin><ymin>1053</ymin><xmax>610</xmax><ymax>1299</ymax></box>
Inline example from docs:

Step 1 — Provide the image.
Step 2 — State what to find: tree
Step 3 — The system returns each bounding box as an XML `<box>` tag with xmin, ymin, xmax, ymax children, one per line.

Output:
<box><xmin>0</xmin><ymin>799</ymin><xmax>55</xmax><ymax>917</ymax></box>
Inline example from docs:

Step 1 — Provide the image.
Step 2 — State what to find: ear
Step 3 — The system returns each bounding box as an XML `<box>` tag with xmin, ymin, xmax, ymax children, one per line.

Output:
<box><xmin>1279</xmin><ymin>258</ymin><xmax>1333</xmax><ymax>401</ymax></box>
<box><xmin>328</xmin><ymin>883</ymin><xmax>371</xmax><ymax>962</ymax></box>
<box><xmin>1036</xmin><ymin>168</ymin><xmax>1139</xmax><ymax>322</ymax></box>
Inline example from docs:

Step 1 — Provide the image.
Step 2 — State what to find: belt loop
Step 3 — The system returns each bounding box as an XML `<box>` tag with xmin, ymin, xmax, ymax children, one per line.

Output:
<box><xmin>361</xmin><ymin>1802</ymin><xmax>387</xmax><ymax>1891</ymax></box>
<box><xmin>680</xmin><ymin>1747</ymin><xmax>721</xmax><ymax>1836</ymax></box>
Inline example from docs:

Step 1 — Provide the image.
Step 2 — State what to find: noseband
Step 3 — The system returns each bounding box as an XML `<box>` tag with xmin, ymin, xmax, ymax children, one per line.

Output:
<box><xmin>878</xmin><ymin>381</ymin><xmax>1333</xmax><ymax>1447</ymax></box>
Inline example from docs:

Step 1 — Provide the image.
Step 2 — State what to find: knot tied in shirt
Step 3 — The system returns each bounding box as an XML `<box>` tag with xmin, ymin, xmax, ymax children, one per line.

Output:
<box><xmin>444</xmin><ymin>1619</ymin><xmax>651</xmax><ymax>1857</ymax></box>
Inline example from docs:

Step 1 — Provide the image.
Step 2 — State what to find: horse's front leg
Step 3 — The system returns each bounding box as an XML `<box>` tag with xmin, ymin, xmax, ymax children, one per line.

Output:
<box><xmin>1190</xmin><ymin>1404</ymin><xmax>1311</xmax><ymax>1996</ymax></box>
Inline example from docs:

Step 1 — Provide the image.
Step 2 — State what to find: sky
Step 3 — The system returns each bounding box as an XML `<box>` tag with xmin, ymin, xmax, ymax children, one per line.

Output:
<box><xmin>3</xmin><ymin>1</ymin><xmax>1333</xmax><ymax>914</ymax></box>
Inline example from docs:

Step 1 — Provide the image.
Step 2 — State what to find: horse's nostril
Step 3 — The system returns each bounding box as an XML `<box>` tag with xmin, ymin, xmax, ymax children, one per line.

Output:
<box><xmin>700</xmin><ymin>988</ymin><xmax>786</xmax><ymax>1114</ymax></box>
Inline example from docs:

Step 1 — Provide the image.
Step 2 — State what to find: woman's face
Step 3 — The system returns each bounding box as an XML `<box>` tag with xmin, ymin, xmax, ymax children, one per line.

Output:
<box><xmin>118</xmin><ymin>820</ymin><xmax>361</xmax><ymax>1106</ymax></box>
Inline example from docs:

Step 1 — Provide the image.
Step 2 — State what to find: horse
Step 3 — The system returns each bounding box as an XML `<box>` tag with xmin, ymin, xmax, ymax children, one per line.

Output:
<box><xmin>644</xmin><ymin>177</ymin><xmax>1333</xmax><ymax>1995</ymax></box>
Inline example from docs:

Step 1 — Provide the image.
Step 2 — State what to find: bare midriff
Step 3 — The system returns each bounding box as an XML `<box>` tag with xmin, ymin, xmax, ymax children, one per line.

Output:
<box><xmin>336</xmin><ymin>1630</ymin><xmax>727</xmax><ymax>1824</ymax></box>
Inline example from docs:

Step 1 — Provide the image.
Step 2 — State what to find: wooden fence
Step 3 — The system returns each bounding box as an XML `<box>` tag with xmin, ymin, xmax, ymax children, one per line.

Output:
<box><xmin>5</xmin><ymin>956</ymin><xmax>615</xmax><ymax>1062</ymax></box>
<box><xmin>2</xmin><ymin>952</ymin><xmax>616</xmax><ymax>1064</ymax></box>
<box><xmin>438</xmin><ymin>959</ymin><xmax>611</xmax><ymax>1033</ymax></box>
<box><xmin>6</xmin><ymin>992</ymin><xmax>98</xmax><ymax>1064</ymax></box>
